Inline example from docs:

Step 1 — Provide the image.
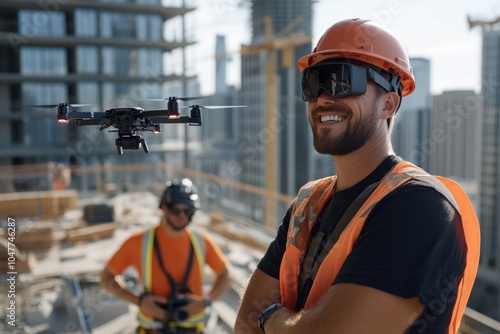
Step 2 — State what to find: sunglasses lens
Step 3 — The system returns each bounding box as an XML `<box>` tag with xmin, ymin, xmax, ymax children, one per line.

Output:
<box><xmin>302</xmin><ymin>63</ymin><xmax>367</xmax><ymax>101</ymax></box>
<box><xmin>168</xmin><ymin>205</ymin><xmax>195</xmax><ymax>217</ymax></box>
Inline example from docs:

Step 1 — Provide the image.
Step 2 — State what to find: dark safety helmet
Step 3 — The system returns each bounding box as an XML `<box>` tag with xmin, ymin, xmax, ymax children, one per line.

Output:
<box><xmin>159</xmin><ymin>178</ymin><xmax>201</xmax><ymax>209</ymax></box>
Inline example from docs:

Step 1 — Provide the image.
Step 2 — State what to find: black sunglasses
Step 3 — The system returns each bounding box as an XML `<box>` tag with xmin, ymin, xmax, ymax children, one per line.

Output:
<box><xmin>301</xmin><ymin>61</ymin><xmax>398</xmax><ymax>102</ymax></box>
<box><xmin>167</xmin><ymin>205</ymin><xmax>196</xmax><ymax>217</ymax></box>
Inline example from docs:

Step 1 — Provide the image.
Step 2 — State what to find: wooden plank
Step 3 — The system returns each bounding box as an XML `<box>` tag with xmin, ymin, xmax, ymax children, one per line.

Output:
<box><xmin>65</xmin><ymin>222</ymin><xmax>118</xmax><ymax>245</ymax></box>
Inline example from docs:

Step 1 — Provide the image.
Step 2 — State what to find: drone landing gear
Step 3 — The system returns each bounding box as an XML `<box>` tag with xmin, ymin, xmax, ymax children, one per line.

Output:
<box><xmin>115</xmin><ymin>134</ymin><xmax>149</xmax><ymax>155</ymax></box>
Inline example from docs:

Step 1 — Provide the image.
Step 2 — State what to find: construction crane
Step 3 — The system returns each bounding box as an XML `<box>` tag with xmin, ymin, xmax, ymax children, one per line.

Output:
<box><xmin>467</xmin><ymin>15</ymin><xmax>500</xmax><ymax>29</ymax></box>
<box><xmin>241</xmin><ymin>16</ymin><xmax>311</xmax><ymax>228</ymax></box>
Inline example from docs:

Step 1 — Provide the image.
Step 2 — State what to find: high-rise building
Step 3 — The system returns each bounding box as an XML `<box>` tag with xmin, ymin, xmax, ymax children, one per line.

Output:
<box><xmin>392</xmin><ymin>57</ymin><xmax>431</xmax><ymax>169</ymax></box>
<box><xmin>192</xmin><ymin>34</ymin><xmax>242</xmax><ymax>214</ymax></box>
<box><xmin>239</xmin><ymin>0</ymin><xmax>314</xmax><ymax>224</ymax></box>
<box><xmin>0</xmin><ymin>0</ymin><xmax>195</xmax><ymax>191</ymax></box>
<box><xmin>473</xmin><ymin>20</ymin><xmax>500</xmax><ymax>320</ymax></box>
<box><xmin>429</xmin><ymin>90</ymin><xmax>482</xmax><ymax>182</ymax></box>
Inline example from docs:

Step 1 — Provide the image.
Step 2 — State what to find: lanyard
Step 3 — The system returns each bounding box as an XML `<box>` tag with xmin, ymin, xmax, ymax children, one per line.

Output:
<box><xmin>153</xmin><ymin>233</ymin><xmax>194</xmax><ymax>296</ymax></box>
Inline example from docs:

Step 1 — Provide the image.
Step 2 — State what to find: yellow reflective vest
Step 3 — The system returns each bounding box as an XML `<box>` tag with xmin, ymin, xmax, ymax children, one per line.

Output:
<box><xmin>137</xmin><ymin>227</ymin><xmax>206</xmax><ymax>330</ymax></box>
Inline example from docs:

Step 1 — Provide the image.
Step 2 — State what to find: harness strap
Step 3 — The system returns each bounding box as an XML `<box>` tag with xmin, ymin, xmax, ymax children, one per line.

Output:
<box><xmin>154</xmin><ymin>233</ymin><xmax>194</xmax><ymax>294</ymax></box>
<box><xmin>296</xmin><ymin>181</ymin><xmax>380</xmax><ymax>309</ymax></box>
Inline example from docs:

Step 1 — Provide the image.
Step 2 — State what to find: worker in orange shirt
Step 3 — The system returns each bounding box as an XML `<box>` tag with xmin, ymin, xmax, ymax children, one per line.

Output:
<box><xmin>52</xmin><ymin>163</ymin><xmax>71</xmax><ymax>191</ymax></box>
<box><xmin>100</xmin><ymin>178</ymin><xmax>232</xmax><ymax>334</ymax></box>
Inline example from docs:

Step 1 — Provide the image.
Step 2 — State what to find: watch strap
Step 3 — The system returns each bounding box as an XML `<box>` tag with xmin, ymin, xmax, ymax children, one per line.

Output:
<box><xmin>258</xmin><ymin>303</ymin><xmax>283</xmax><ymax>333</ymax></box>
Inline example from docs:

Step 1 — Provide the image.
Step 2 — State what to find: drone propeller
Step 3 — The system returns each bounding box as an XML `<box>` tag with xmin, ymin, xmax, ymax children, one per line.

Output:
<box><xmin>140</xmin><ymin>96</ymin><xmax>204</xmax><ymax>102</ymax></box>
<box><xmin>193</xmin><ymin>105</ymin><xmax>247</xmax><ymax>110</ymax></box>
<box><xmin>25</xmin><ymin>103</ymin><xmax>94</xmax><ymax>108</ymax></box>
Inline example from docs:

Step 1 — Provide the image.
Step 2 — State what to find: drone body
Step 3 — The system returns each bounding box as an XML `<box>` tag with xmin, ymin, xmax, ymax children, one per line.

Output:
<box><xmin>33</xmin><ymin>97</ymin><xmax>245</xmax><ymax>155</ymax></box>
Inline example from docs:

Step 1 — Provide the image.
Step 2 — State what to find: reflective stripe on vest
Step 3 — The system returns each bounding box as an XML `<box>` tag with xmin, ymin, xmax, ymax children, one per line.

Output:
<box><xmin>137</xmin><ymin>226</ymin><xmax>206</xmax><ymax>329</ymax></box>
<box><xmin>280</xmin><ymin>161</ymin><xmax>480</xmax><ymax>334</ymax></box>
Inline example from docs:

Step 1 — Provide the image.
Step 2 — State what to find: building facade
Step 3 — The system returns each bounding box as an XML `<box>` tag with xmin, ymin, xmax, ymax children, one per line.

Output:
<box><xmin>392</xmin><ymin>57</ymin><xmax>432</xmax><ymax>170</ymax></box>
<box><xmin>429</xmin><ymin>90</ymin><xmax>482</xmax><ymax>182</ymax></box>
<box><xmin>474</xmin><ymin>23</ymin><xmax>500</xmax><ymax>321</ymax></box>
<box><xmin>239</xmin><ymin>0</ymin><xmax>314</xmax><ymax>224</ymax></box>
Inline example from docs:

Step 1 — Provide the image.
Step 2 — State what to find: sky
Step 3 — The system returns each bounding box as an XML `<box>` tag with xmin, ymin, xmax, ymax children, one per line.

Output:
<box><xmin>191</xmin><ymin>0</ymin><xmax>499</xmax><ymax>96</ymax></box>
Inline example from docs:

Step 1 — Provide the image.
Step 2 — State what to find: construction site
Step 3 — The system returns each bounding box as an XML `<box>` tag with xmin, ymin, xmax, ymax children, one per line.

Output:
<box><xmin>1</xmin><ymin>0</ymin><xmax>500</xmax><ymax>333</ymax></box>
<box><xmin>0</xmin><ymin>162</ymin><xmax>499</xmax><ymax>333</ymax></box>
<box><xmin>0</xmin><ymin>161</ymin><xmax>278</xmax><ymax>333</ymax></box>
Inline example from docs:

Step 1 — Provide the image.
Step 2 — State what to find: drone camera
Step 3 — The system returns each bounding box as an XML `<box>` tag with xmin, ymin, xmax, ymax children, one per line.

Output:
<box><xmin>115</xmin><ymin>134</ymin><xmax>149</xmax><ymax>155</ymax></box>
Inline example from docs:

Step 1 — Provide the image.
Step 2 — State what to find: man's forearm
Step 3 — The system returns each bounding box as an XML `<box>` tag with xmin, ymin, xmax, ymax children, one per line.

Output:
<box><xmin>234</xmin><ymin>269</ymin><xmax>281</xmax><ymax>334</ymax></box>
<box><xmin>100</xmin><ymin>267</ymin><xmax>140</xmax><ymax>306</ymax></box>
<box><xmin>234</xmin><ymin>303</ymin><xmax>263</xmax><ymax>334</ymax></box>
<box><xmin>207</xmin><ymin>268</ymin><xmax>232</xmax><ymax>300</ymax></box>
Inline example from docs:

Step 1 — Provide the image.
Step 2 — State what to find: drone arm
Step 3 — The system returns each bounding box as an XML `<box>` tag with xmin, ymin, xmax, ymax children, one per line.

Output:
<box><xmin>75</xmin><ymin>119</ymin><xmax>110</xmax><ymax>126</ymax></box>
<box><xmin>67</xmin><ymin>111</ymin><xmax>107</xmax><ymax>119</ymax></box>
<box><xmin>140</xmin><ymin>109</ymin><xmax>173</xmax><ymax>118</ymax></box>
<box><xmin>149</xmin><ymin>116</ymin><xmax>191</xmax><ymax>124</ymax></box>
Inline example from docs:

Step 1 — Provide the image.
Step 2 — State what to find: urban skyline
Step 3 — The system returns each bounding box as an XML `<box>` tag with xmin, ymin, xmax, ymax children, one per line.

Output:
<box><xmin>193</xmin><ymin>0</ymin><xmax>498</xmax><ymax>96</ymax></box>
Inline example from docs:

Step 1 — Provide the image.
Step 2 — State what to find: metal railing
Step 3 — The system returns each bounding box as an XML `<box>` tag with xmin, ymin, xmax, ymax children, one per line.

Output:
<box><xmin>460</xmin><ymin>307</ymin><xmax>500</xmax><ymax>333</ymax></box>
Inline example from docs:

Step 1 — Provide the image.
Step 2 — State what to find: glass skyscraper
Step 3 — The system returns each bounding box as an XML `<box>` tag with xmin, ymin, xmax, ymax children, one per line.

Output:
<box><xmin>475</xmin><ymin>23</ymin><xmax>500</xmax><ymax>321</ymax></box>
<box><xmin>239</xmin><ymin>0</ymin><xmax>314</xmax><ymax>225</ymax></box>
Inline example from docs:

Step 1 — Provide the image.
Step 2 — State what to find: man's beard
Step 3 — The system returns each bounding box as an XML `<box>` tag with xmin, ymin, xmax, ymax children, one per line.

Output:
<box><xmin>166</xmin><ymin>217</ymin><xmax>189</xmax><ymax>231</ymax></box>
<box><xmin>311</xmin><ymin>103</ymin><xmax>378</xmax><ymax>156</ymax></box>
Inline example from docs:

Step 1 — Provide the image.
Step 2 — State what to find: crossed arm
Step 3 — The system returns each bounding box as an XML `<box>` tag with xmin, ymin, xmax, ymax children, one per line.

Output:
<box><xmin>234</xmin><ymin>268</ymin><xmax>424</xmax><ymax>334</ymax></box>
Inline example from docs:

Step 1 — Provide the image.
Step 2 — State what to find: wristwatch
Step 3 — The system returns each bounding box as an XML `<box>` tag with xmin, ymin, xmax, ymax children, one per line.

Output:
<box><xmin>258</xmin><ymin>303</ymin><xmax>283</xmax><ymax>333</ymax></box>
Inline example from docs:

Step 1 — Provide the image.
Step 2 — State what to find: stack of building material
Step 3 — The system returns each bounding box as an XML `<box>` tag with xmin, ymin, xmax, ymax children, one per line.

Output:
<box><xmin>0</xmin><ymin>190</ymin><xmax>78</xmax><ymax>221</ymax></box>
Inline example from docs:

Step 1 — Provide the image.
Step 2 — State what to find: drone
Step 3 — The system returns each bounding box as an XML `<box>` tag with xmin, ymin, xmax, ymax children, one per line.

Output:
<box><xmin>29</xmin><ymin>97</ymin><xmax>246</xmax><ymax>155</ymax></box>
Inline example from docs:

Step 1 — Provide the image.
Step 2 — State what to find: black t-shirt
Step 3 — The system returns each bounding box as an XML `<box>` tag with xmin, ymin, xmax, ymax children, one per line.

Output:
<box><xmin>257</xmin><ymin>156</ymin><xmax>467</xmax><ymax>333</ymax></box>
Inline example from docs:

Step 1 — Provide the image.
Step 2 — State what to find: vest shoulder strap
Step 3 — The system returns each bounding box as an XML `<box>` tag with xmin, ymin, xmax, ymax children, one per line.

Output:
<box><xmin>186</xmin><ymin>227</ymin><xmax>206</xmax><ymax>277</ymax></box>
<box><xmin>141</xmin><ymin>227</ymin><xmax>156</xmax><ymax>293</ymax></box>
<box><xmin>434</xmin><ymin>176</ymin><xmax>480</xmax><ymax>333</ymax></box>
<box><xmin>289</xmin><ymin>176</ymin><xmax>337</xmax><ymax>254</ymax></box>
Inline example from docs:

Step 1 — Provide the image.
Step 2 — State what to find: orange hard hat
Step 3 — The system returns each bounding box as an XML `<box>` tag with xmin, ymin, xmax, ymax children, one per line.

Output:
<box><xmin>297</xmin><ymin>18</ymin><xmax>416</xmax><ymax>96</ymax></box>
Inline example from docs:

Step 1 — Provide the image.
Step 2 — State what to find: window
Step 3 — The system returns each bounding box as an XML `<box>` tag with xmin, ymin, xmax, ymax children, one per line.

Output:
<box><xmin>21</xmin><ymin>83</ymin><xmax>68</xmax><ymax>146</ymax></box>
<box><xmin>75</xmin><ymin>9</ymin><xmax>97</xmax><ymax>37</ymax></box>
<box><xmin>76</xmin><ymin>46</ymin><xmax>98</xmax><ymax>74</ymax></box>
<box><xmin>19</xmin><ymin>10</ymin><xmax>65</xmax><ymax>37</ymax></box>
<box><xmin>20</xmin><ymin>47</ymin><xmax>67</xmax><ymax>75</ymax></box>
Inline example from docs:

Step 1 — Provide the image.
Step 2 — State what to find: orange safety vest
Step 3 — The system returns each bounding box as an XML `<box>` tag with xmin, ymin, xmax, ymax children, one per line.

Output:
<box><xmin>279</xmin><ymin>161</ymin><xmax>480</xmax><ymax>334</ymax></box>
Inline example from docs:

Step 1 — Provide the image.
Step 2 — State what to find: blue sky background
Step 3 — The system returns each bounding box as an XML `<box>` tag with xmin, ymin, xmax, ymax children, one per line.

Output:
<box><xmin>193</xmin><ymin>0</ymin><xmax>499</xmax><ymax>96</ymax></box>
